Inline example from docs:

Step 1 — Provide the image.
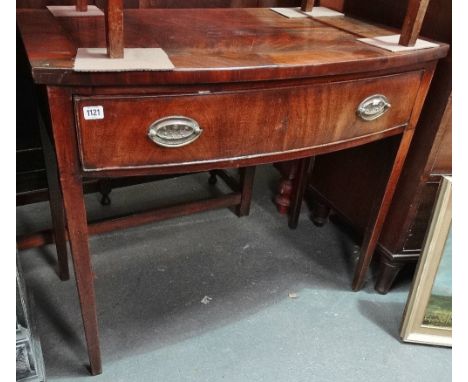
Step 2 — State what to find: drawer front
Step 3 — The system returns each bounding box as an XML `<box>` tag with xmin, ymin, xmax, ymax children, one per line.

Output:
<box><xmin>75</xmin><ymin>71</ymin><xmax>422</xmax><ymax>171</ymax></box>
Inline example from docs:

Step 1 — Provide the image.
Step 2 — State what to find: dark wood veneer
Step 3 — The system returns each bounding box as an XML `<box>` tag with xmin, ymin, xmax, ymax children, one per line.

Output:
<box><xmin>16</xmin><ymin>9</ymin><xmax>447</xmax><ymax>86</ymax></box>
<box><xmin>75</xmin><ymin>71</ymin><xmax>422</xmax><ymax>171</ymax></box>
<box><xmin>399</xmin><ymin>0</ymin><xmax>430</xmax><ymax>46</ymax></box>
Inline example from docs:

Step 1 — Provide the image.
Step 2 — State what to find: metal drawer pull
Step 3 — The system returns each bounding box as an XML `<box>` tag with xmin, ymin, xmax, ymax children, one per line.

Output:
<box><xmin>148</xmin><ymin>116</ymin><xmax>202</xmax><ymax>147</ymax></box>
<box><xmin>357</xmin><ymin>94</ymin><xmax>391</xmax><ymax>121</ymax></box>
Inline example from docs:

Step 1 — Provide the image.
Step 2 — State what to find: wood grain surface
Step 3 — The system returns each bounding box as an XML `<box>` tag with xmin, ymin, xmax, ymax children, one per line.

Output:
<box><xmin>75</xmin><ymin>71</ymin><xmax>422</xmax><ymax>171</ymax></box>
<box><xmin>399</xmin><ymin>0</ymin><xmax>431</xmax><ymax>46</ymax></box>
<box><xmin>105</xmin><ymin>0</ymin><xmax>124</xmax><ymax>58</ymax></box>
<box><xmin>16</xmin><ymin>9</ymin><xmax>448</xmax><ymax>85</ymax></box>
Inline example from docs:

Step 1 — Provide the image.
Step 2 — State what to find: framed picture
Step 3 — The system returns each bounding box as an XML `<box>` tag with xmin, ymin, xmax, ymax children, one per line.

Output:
<box><xmin>400</xmin><ymin>176</ymin><xmax>452</xmax><ymax>347</ymax></box>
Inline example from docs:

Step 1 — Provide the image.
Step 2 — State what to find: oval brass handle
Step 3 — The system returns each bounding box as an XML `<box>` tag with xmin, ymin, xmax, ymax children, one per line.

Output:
<box><xmin>357</xmin><ymin>95</ymin><xmax>391</xmax><ymax>121</ymax></box>
<box><xmin>148</xmin><ymin>116</ymin><xmax>202</xmax><ymax>148</ymax></box>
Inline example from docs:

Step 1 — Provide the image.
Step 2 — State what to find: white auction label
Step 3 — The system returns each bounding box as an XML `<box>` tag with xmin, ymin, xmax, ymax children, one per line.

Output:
<box><xmin>83</xmin><ymin>106</ymin><xmax>104</xmax><ymax>120</ymax></box>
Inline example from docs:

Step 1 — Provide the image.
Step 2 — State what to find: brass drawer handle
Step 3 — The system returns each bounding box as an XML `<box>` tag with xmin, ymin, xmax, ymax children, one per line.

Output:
<box><xmin>148</xmin><ymin>116</ymin><xmax>202</xmax><ymax>148</ymax></box>
<box><xmin>357</xmin><ymin>95</ymin><xmax>391</xmax><ymax>121</ymax></box>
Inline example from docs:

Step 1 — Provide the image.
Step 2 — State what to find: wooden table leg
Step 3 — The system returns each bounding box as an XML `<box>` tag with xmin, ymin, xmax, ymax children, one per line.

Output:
<box><xmin>47</xmin><ymin>87</ymin><xmax>102</xmax><ymax>375</ymax></box>
<box><xmin>236</xmin><ymin>166</ymin><xmax>256</xmax><ymax>217</ymax></box>
<box><xmin>38</xmin><ymin>109</ymin><xmax>69</xmax><ymax>281</ymax></box>
<box><xmin>352</xmin><ymin>129</ymin><xmax>414</xmax><ymax>290</ymax></box>
<box><xmin>288</xmin><ymin>157</ymin><xmax>315</xmax><ymax>229</ymax></box>
<box><xmin>352</xmin><ymin>66</ymin><xmax>436</xmax><ymax>291</ymax></box>
<box><xmin>61</xmin><ymin>174</ymin><xmax>102</xmax><ymax>375</ymax></box>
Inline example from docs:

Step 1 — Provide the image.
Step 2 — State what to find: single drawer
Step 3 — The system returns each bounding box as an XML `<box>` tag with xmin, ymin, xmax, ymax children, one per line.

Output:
<box><xmin>75</xmin><ymin>71</ymin><xmax>423</xmax><ymax>171</ymax></box>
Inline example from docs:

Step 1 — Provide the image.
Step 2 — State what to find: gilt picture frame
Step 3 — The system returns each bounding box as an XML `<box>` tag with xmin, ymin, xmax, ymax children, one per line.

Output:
<box><xmin>400</xmin><ymin>176</ymin><xmax>452</xmax><ymax>347</ymax></box>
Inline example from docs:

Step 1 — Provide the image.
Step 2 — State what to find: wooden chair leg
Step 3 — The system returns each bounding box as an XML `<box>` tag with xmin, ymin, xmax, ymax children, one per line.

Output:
<box><xmin>273</xmin><ymin>161</ymin><xmax>299</xmax><ymax>215</ymax></box>
<box><xmin>38</xmin><ymin>111</ymin><xmax>69</xmax><ymax>281</ymax></box>
<box><xmin>105</xmin><ymin>0</ymin><xmax>124</xmax><ymax>58</ymax></box>
<box><xmin>288</xmin><ymin>157</ymin><xmax>315</xmax><ymax>229</ymax></box>
<box><xmin>275</xmin><ymin>178</ymin><xmax>293</xmax><ymax>214</ymax></box>
<box><xmin>236</xmin><ymin>167</ymin><xmax>256</xmax><ymax>217</ymax></box>
<box><xmin>301</xmin><ymin>0</ymin><xmax>316</xmax><ymax>12</ymax></box>
<box><xmin>399</xmin><ymin>0</ymin><xmax>430</xmax><ymax>47</ymax></box>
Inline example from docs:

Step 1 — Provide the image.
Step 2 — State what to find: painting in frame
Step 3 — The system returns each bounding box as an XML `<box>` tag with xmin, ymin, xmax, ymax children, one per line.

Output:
<box><xmin>400</xmin><ymin>176</ymin><xmax>452</xmax><ymax>347</ymax></box>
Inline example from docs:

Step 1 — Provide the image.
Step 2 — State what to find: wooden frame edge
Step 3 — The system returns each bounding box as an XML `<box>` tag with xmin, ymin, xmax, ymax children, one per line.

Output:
<box><xmin>400</xmin><ymin>176</ymin><xmax>452</xmax><ymax>346</ymax></box>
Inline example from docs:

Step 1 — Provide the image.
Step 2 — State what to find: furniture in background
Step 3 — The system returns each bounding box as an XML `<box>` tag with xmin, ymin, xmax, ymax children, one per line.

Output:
<box><xmin>275</xmin><ymin>0</ymin><xmax>452</xmax><ymax>294</ymax></box>
<box><xmin>17</xmin><ymin>0</ymin><xmax>447</xmax><ymax>375</ymax></box>
<box><xmin>17</xmin><ymin>26</ymin><xmax>47</xmax><ymax>207</ymax></box>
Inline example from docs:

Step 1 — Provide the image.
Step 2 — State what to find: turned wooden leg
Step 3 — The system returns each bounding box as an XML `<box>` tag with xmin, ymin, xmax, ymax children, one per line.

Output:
<box><xmin>38</xmin><ymin>109</ymin><xmax>70</xmax><ymax>281</ymax></box>
<box><xmin>98</xmin><ymin>178</ymin><xmax>112</xmax><ymax>206</ymax></box>
<box><xmin>288</xmin><ymin>157</ymin><xmax>315</xmax><ymax>229</ymax></box>
<box><xmin>375</xmin><ymin>258</ymin><xmax>404</xmax><ymax>294</ymax></box>
<box><xmin>275</xmin><ymin>178</ymin><xmax>293</xmax><ymax>215</ymax></box>
<box><xmin>47</xmin><ymin>87</ymin><xmax>102</xmax><ymax>375</ymax></box>
<box><xmin>274</xmin><ymin>161</ymin><xmax>299</xmax><ymax>215</ymax></box>
<box><xmin>236</xmin><ymin>167</ymin><xmax>256</xmax><ymax>217</ymax></box>
<box><xmin>311</xmin><ymin>200</ymin><xmax>331</xmax><ymax>227</ymax></box>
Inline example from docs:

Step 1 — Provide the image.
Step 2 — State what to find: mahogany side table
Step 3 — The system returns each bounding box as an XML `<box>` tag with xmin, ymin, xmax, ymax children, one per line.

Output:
<box><xmin>16</xmin><ymin>7</ymin><xmax>448</xmax><ymax>375</ymax></box>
